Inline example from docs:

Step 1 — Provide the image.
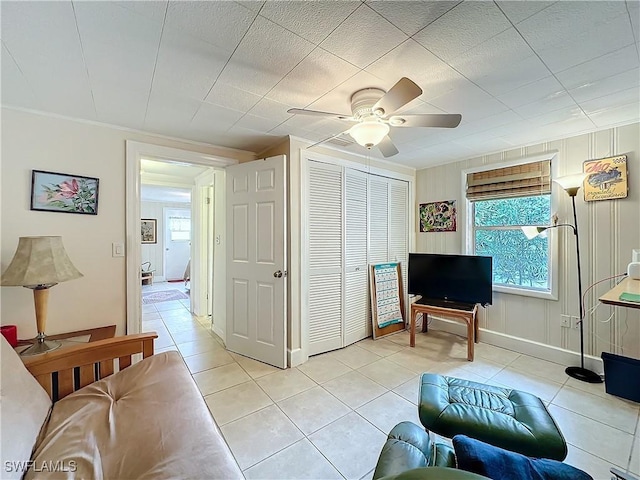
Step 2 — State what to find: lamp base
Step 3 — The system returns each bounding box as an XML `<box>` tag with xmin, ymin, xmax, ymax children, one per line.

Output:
<box><xmin>565</xmin><ymin>366</ymin><xmax>603</xmax><ymax>384</ymax></box>
<box><xmin>20</xmin><ymin>339</ymin><xmax>61</xmax><ymax>356</ymax></box>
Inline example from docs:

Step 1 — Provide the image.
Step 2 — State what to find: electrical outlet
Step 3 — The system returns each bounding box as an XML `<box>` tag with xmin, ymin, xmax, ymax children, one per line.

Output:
<box><xmin>560</xmin><ymin>315</ymin><xmax>570</xmax><ymax>328</ymax></box>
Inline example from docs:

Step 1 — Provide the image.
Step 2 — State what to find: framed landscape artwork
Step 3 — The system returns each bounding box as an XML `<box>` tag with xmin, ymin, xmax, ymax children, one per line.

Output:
<box><xmin>30</xmin><ymin>170</ymin><xmax>99</xmax><ymax>215</ymax></box>
<box><xmin>419</xmin><ymin>200</ymin><xmax>457</xmax><ymax>232</ymax></box>
<box><xmin>141</xmin><ymin>219</ymin><xmax>157</xmax><ymax>244</ymax></box>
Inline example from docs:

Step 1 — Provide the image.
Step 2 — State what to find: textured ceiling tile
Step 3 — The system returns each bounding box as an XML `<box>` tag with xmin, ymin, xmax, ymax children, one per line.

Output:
<box><xmin>516</xmin><ymin>1</ymin><xmax>635</xmax><ymax>71</ymax></box>
<box><xmin>525</xmin><ymin>106</ymin><xmax>590</xmax><ymax>128</ymax></box>
<box><xmin>555</xmin><ymin>44</ymin><xmax>640</xmax><ymax>91</ymax></box>
<box><xmin>191</xmin><ymin>102</ymin><xmax>246</xmax><ymax>132</ymax></box>
<box><xmin>365</xmin><ymin>39</ymin><xmax>468</xmax><ymax>101</ymax></box>
<box><xmin>1</xmin><ymin>43</ymin><xmax>40</xmax><ymax>110</ymax></box>
<box><xmin>153</xmin><ymin>30</ymin><xmax>231</xmax><ymax>101</ymax></box>
<box><xmin>204</xmin><ymin>83</ymin><xmax>263</xmax><ymax>113</ymax></box>
<box><xmin>259</xmin><ymin>0</ymin><xmax>359</xmax><ymax>45</ymax></box>
<box><xmin>216</xmin><ymin>16</ymin><xmax>315</xmax><ymax>96</ymax></box>
<box><xmin>367</xmin><ymin>0</ymin><xmax>460</xmax><ymax>37</ymax></box>
<box><xmin>320</xmin><ymin>4</ymin><xmax>408</xmax><ymax>68</ymax></box>
<box><xmin>569</xmin><ymin>68</ymin><xmax>640</xmax><ymax>103</ymax></box>
<box><xmin>494</xmin><ymin>1</ymin><xmax>555</xmax><ymax>24</ymax></box>
<box><xmin>91</xmin><ymin>82</ymin><xmax>147</xmax><ymax>130</ymax></box>
<box><xmin>1</xmin><ymin>1</ymin><xmax>95</xmax><ymax>118</ymax></box>
<box><xmin>413</xmin><ymin>1</ymin><xmax>512</xmax><ymax>62</ymax></box>
<box><xmin>629</xmin><ymin>1</ymin><xmax>640</xmax><ymax>42</ymax></box>
<box><xmin>248</xmin><ymin>97</ymin><xmax>294</xmax><ymax>124</ymax></box>
<box><xmin>579</xmin><ymin>87</ymin><xmax>640</xmax><ymax>115</ymax></box>
<box><xmin>428</xmin><ymin>80</ymin><xmax>509</xmax><ymax>121</ymax></box>
<box><xmin>164</xmin><ymin>1</ymin><xmax>256</xmax><ymax>54</ymax></box>
<box><xmin>234</xmin><ymin>113</ymin><xmax>283</xmax><ymax>132</ymax></box>
<box><xmin>74</xmin><ymin>1</ymin><xmax>161</xmax><ymax>93</ymax></box>
<box><xmin>496</xmin><ymin>75</ymin><xmax>567</xmax><ymax>108</ymax></box>
<box><xmin>144</xmin><ymin>89</ymin><xmax>202</xmax><ymax>130</ymax></box>
<box><xmin>449</xmin><ymin>28</ymin><xmax>549</xmax><ymax>95</ymax></box>
<box><xmin>587</xmin><ymin>102</ymin><xmax>640</xmax><ymax>128</ymax></box>
<box><xmin>113</xmin><ymin>1</ymin><xmax>168</xmax><ymax>23</ymax></box>
<box><xmin>266</xmin><ymin>48</ymin><xmax>359</xmax><ymax>107</ymax></box>
<box><xmin>512</xmin><ymin>92</ymin><xmax>577</xmax><ymax>119</ymax></box>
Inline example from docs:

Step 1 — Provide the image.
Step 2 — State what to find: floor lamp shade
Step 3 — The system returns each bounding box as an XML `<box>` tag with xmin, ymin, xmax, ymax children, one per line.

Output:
<box><xmin>1</xmin><ymin>236</ymin><xmax>83</xmax><ymax>355</ymax></box>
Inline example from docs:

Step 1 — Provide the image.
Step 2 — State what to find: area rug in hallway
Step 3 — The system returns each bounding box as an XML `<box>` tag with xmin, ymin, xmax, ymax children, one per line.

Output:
<box><xmin>142</xmin><ymin>289</ymin><xmax>189</xmax><ymax>304</ymax></box>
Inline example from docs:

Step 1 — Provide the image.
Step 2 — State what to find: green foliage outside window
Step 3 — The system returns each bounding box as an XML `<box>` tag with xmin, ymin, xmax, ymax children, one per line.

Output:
<box><xmin>474</xmin><ymin>195</ymin><xmax>551</xmax><ymax>289</ymax></box>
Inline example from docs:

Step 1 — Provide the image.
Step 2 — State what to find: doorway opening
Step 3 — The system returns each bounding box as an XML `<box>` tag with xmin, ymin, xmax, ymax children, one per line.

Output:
<box><xmin>126</xmin><ymin>141</ymin><xmax>235</xmax><ymax>342</ymax></box>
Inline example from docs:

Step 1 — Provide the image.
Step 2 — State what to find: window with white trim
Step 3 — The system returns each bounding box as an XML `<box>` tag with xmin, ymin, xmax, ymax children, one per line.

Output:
<box><xmin>169</xmin><ymin>215</ymin><xmax>191</xmax><ymax>242</ymax></box>
<box><xmin>466</xmin><ymin>159</ymin><xmax>555</xmax><ymax>296</ymax></box>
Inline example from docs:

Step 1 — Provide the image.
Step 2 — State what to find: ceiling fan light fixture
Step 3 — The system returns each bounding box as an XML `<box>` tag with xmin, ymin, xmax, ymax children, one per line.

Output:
<box><xmin>349</xmin><ymin>121</ymin><xmax>389</xmax><ymax>148</ymax></box>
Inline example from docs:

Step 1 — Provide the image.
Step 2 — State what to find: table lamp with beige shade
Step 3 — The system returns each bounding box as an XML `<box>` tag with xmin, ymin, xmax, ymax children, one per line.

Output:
<box><xmin>1</xmin><ymin>236</ymin><xmax>83</xmax><ymax>356</ymax></box>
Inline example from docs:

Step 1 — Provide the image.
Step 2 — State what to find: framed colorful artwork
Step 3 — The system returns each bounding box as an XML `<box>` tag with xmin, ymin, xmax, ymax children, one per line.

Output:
<box><xmin>583</xmin><ymin>155</ymin><xmax>628</xmax><ymax>202</ymax></box>
<box><xmin>30</xmin><ymin>170</ymin><xmax>99</xmax><ymax>215</ymax></box>
<box><xmin>419</xmin><ymin>200</ymin><xmax>457</xmax><ymax>232</ymax></box>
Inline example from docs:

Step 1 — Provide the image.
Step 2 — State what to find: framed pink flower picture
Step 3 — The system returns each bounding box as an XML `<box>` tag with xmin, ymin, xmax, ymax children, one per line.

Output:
<box><xmin>30</xmin><ymin>170</ymin><xmax>99</xmax><ymax>215</ymax></box>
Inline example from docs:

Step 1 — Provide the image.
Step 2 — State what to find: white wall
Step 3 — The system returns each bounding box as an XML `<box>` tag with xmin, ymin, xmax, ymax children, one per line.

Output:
<box><xmin>1</xmin><ymin>108</ymin><xmax>253</xmax><ymax>338</ymax></box>
<box><xmin>140</xmin><ymin>200</ymin><xmax>191</xmax><ymax>281</ymax></box>
<box><xmin>416</xmin><ymin>123</ymin><xmax>640</xmax><ymax>360</ymax></box>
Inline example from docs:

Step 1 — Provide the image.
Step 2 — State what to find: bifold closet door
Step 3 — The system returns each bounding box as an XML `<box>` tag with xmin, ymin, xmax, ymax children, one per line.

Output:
<box><xmin>389</xmin><ymin>178</ymin><xmax>409</xmax><ymax>310</ymax></box>
<box><xmin>368</xmin><ymin>176</ymin><xmax>389</xmax><ymax>265</ymax></box>
<box><xmin>344</xmin><ymin>168</ymin><xmax>370</xmax><ymax>346</ymax></box>
<box><xmin>307</xmin><ymin>161</ymin><xmax>343</xmax><ymax>356</ymax></box>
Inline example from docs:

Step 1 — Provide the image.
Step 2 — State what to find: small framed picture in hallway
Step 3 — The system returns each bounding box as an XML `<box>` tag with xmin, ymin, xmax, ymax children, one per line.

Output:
<box><xmin>141</xmin><ymin>219</ymin><xmax>157</xmax><ymax>244</ymax></box>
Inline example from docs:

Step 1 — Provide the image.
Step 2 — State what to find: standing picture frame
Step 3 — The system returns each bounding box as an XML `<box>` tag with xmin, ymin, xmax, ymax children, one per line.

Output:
<box><xmin>30</xmin><ymin>170</ymin><xmax>99</xmax><ymax>215</ymax></box>
<box><xmin>141</xmin><ymin>219</ymin><xmax>157</xmax><ymax>244</ymax></box>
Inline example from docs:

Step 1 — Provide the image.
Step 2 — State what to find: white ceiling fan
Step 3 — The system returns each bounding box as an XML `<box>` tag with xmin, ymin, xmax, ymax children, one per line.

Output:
<box><xmin>287</xmin><ymin>77</ymin><xmax>462</xmax><ymax>158</ymax></box>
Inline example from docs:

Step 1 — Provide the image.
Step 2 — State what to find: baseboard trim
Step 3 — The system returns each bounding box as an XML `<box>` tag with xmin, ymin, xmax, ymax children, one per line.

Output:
<box><xmin>428</xmin><ymin>317</ymin><xmax>604</xmax><ymax>374</ymax></box>
<box><xmin>288</xmin><ymin>348</ymin><xmax>305</xmax><ymax>368</ymax></box>
<box><xmin>212</xmin><ymin>324</ymin><xmax>226</xmax><ymax>345</ymax></box>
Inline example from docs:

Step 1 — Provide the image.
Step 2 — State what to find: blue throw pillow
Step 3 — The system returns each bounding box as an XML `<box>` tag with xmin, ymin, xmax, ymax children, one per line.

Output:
<box><xmin>452</xmin><ymin>435</ymin><xmax>592</xmax><ymax>480</ymax></box>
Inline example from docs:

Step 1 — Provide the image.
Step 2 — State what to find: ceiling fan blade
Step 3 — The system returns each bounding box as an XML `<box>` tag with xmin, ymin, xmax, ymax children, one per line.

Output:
<box><xmin>390</xmin><ymin>113</ymin><xmax>462</xmax><ymax>128</ymax></box>
<box><xmin>287</xmin><ymin>108</ymin><xmax>353</xmax><ymax>120</ymax></box>
<box><xmin>378</xmin><ymin>135</ymin><xmax>399</xmax><ymax>158</ymax></box>
<box><xmin>372</xmin><ymin>77</ymin><xmax>422</xmax><ymax>117</ymax></box>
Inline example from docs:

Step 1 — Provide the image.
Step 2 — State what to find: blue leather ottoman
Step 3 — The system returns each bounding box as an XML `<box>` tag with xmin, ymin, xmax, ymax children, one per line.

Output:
<box><xmin>418</xmin><ymin>374</ymin><xmax>567</xmax><ymax>461</ymax></box>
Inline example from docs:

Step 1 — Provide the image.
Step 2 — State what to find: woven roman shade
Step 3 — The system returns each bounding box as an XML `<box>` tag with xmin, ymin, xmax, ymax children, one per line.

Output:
<box><xmin>466</xmin><ymin>160</ymin><xmax>551</xmax><ymax>201</ymax></box>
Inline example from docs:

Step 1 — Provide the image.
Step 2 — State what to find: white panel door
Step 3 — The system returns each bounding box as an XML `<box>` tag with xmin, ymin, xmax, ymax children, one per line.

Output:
<box><xmin>344</xmin><ymin>168</ymin><xmax>370</xmax><ymax>346</ymax></box>
<box><xmin>307</xmin><ymin>160</ymin><xmax>343</xmax><ymax>356</ymax></box>
<box><xmin>164</xmin><ymin>208</ymin><xmax>191</xmax><ymax>281</ymax></box>
<box><xmin>226</xmin><ymin>155</ymin><xmax>286</xmax><ymax>369</ymax></box>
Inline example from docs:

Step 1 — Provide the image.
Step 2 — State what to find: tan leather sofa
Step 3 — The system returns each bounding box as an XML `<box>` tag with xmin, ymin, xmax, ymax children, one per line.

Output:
<box><xmin>0</xmin><ymin>333</ymin><xmax>243</xmax><ymax>479</ymax></box>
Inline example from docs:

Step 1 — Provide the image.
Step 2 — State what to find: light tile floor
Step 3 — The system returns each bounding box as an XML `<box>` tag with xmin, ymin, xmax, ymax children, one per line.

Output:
<box><xmin>142</xmin><ymin>282</ymin><xmax>640</xmax><ymax>480</ymax></box>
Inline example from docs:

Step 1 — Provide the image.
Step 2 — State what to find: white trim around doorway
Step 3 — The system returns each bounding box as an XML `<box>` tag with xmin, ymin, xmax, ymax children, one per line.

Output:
<box><xmin>125</xmin><ymin>141</ymin><xmax>237</xmax><ymax>337</ymax></box>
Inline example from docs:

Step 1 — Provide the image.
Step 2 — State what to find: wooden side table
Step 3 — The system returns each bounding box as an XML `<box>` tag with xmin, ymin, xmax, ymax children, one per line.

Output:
<box><xmin>16</xmin><ymin>325</ymin><xmax>117</xmax><ymax>354</ymax></box>
<box><xmin>410</xmin><ymin>300</ymin><xmax>479</xmax><ymax>361</ymax></box>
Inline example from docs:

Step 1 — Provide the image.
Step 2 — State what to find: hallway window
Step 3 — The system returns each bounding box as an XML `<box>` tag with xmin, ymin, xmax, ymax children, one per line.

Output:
<box><xmin>169</xmin><ymin>215</ymin><xmax>191</xmax><ymax>242</ymax></box>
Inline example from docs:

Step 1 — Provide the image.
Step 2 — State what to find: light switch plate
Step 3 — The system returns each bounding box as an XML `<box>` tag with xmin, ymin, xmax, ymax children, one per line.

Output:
<box><xmin>112</xmin><ymin>242</ymin><xmax>125</xmax><ymax>257</ymax></box>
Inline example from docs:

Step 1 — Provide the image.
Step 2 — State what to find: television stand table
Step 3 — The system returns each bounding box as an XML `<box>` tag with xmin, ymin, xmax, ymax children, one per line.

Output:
<box><xmin>410</xmin><ymin>298</ymin><xmax>479</xmax><ymax>361</ymax></box>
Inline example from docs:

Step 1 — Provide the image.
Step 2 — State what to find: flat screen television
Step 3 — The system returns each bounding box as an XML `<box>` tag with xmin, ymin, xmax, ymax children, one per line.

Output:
<box><xmin>408</xmin><ymin>253</ymin><xmax>493</xmax><ymax>306</ymax></box>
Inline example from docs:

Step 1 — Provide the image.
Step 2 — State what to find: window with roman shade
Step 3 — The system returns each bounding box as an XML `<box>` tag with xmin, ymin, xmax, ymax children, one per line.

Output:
<box><xmin>465</xmin><ymin>158</ymin><xmax>554</xmax><ymax>297</ymax></box>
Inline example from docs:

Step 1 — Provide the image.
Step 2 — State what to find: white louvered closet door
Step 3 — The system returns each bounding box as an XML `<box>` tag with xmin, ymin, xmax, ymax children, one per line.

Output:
<box><xmin>344</xmin><ymin>168</ymin><xmax>370</xmax><ymax>346</ymax></box>
<box><xmin>307</xmin><ymin>161</ymin><xmax>343</xmax><ymax>355</ymax></box>
<box><xmin>368</xmin><ymin>176</ymin><xmax>389</xmax><ymax>265</ymax></box>
<box><xmin>388</xmin><ymin>178</ymin><xmax>409</xmax><ymax>311</ymax></box>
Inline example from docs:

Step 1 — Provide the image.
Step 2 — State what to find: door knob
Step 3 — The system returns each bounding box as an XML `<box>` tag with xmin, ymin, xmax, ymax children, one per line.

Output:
<box><xmin>273</xmin><ymin>270</ymin><xmax>283</xmax><ymax>278</ymax></box>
